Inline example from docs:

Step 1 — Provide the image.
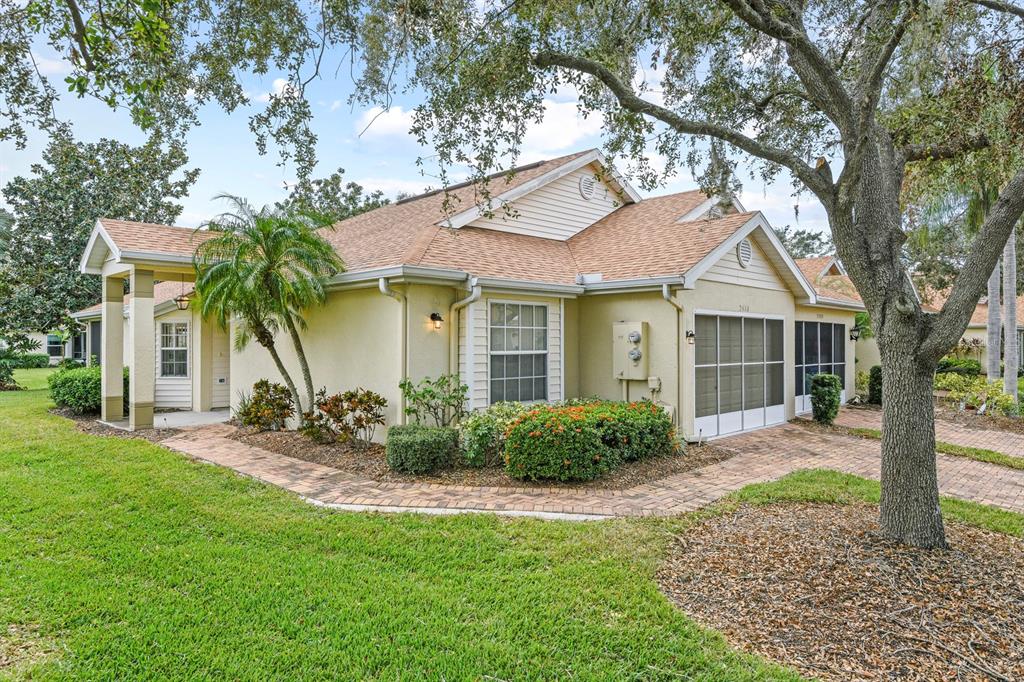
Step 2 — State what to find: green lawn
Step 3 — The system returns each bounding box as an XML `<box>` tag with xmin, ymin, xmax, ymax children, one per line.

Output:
<box><xmin>12</xmin><ymin>367</ymin><xmax>57</xmax><ymax>391</ymax></box>
<box><xmin>843</xmin><ymin>425</ymin><xmax>1024</xmax><ymax>471</ymax></box>
<box><xmin>2</xmin><ymin>384</ymin><xmax>1021</xmax><ymax>679</ymax></box>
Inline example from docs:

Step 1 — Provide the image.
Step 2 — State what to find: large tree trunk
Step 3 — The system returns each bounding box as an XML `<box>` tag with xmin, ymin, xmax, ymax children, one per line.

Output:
<box><xmin>252</xmin><ymin>322</ymin><xmax>303</xmax><ymax>416</ymax></box>
<box><xmin>1005</xmin><ymin>235</ymin><xmax>1018</xmax><ymax>399</ymax></box>
<box><xmin>987</xmin><ymin>263</ymin><xmax>1001</xmax><ymax>379</ymax></box>
<box><xmin>878</xmin><ymin>337</ymin><xmax>947</xmax><ymax>549</ymax></box>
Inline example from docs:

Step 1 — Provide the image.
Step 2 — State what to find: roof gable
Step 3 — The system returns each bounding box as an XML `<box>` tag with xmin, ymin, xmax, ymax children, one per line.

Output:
<box><xmin>462</xmin><ymin>162</ymin><xmax>626</xmax><ymax>240</ymax></box>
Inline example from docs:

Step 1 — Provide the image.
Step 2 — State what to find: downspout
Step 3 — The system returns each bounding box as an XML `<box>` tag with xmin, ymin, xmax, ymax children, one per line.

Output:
<box><xmin>449</xmin><ymin>278</ymin><xmax>482</xmax><ymax>376</ymax></box>
<box><xmin>662</xmin><ymin>282</ymin><xmax>686</xmax><ymax>439</ymax></box>
<box><xmin>379</xmin><ymin>277</ymin><xmax>408</xmax><ymax>424</ymax></box>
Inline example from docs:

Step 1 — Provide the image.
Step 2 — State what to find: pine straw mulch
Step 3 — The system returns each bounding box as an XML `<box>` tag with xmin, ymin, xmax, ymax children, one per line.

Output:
<box><xmin>230</xmin><ymin>426</ymin><xmax>734</xmax><ymax>491</ymax></box>
<box><xmin>658</xmin><ymin>502</ymin><xmax>1024</xmax><ymax>682</ymax></box>
<box><xmin>51</xmin><ymin>408</ymin><xmax>181</xmax><ymax>443</ymax></box>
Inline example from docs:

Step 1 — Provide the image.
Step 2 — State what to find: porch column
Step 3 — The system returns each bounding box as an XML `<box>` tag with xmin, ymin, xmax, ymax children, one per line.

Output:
<box><xmin>129</xmin><ymin>269</ymin><xmax>155</xmax><ymax>430</ymax></box>
<box><xmin>191</xmin><ymin>310</ymin><xmax>213</xmax><ymax>412</ymax></box>
<box><xmin>100</xmin><ymin>277</ymin><xmax>124</xmax><ymax>421</ymax></box>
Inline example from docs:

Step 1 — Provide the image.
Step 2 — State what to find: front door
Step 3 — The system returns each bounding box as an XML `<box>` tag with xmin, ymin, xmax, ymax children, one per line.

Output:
<box><xmin>694</xmin><ymin>314</ymin><xmax>786</xmax><ymax>438</ymax></box>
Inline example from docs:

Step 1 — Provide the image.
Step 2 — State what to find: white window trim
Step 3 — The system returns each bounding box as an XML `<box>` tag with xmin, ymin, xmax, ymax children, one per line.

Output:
<box><xmin>159</xmin><ymin>320</ymin><xmax>190</xmax><ymax>379</ymax></box>
<box><xmin>794</xmin><ymin>321</ymin><xmax>847</xmax><ymax>399</ymax></box>
<box><xmin>486</xmin><ymin>299</ymin><xmax>551</xmax><ymax>405</ymax></box>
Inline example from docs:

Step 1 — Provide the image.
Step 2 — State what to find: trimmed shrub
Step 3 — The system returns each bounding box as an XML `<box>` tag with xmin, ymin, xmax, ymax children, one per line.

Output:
<box><xmin>459</xmin><ymin>401</ymin><xmax>528</xmax><ymax>467</ymax></box>
<box><xmin>48</xmin><ymin>365</ymin><xmax>129</xmax><ymax>414</ymax></box>
<box><xmin>237</xmin><ymin>380</ymin><xmax>293</xmax><ymax>431</ymax></box>
<box><xmin>935</xmin><ymin>375</ymin><xmax>1020</xmax><ymax>416</ymax></box>
<box><xmin>0</xmin><ymin>360</ymin><xmax>20</xmax><ymax>391</ymax></box>
<box><xmin>56</xmin><ymin>358</ymin><xmax>84</xmax><ymax>370</ymax></box>
<box><xmin>385</xmin><ymin>424</ymin><xmax>459</xmax><ymax>474</ymax></box>
<box><xmin>937</xmin><ymin>357</ymin><xmax>982</xmax><ymax>376</ymax></box>
<box><xmin>868</xmin><ymin>365</ymin><xmax>883</xmax><ymax>405</ymax></box>
<box><xmin>810</xmin><ymin>373</ymin><xmax>843</xmax><ymax>425</ymax></box>
<box><xmin>503</xmin><ymin>400</ymin><xmax>678</xmax><ymax>482</ymax></box>
<box><xmin>10</xmin><ymin>353</ymin><xmax>49</xmax><ymax>369</ymax></box>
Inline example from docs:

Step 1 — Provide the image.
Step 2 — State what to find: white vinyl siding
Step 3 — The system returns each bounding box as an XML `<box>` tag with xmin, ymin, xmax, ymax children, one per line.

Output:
<box><xmin>460</xmin><ymin>297</ymin><xmax>563</xmax><ymax>410</ymax></box>
<box><xmin>466</xmin><ymin>165</ymin><xmax>620</xmax><ymax>240</ymax></box>
<box><xmin>155</xmin><ymin>313</ymin><xmax>192</xmax><ymax>409</ymax></box>
<box><xmin>702</xmin><ymin>239</ymin><xmax>787</xmax><ymax>291</ymax></box>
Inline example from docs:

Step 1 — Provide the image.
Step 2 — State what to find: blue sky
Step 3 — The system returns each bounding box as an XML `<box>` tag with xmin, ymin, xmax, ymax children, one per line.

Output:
<box><xmin>0</xmin><ymin>48</ymin><xmax>830</xmax><ymax>235</ymax></box>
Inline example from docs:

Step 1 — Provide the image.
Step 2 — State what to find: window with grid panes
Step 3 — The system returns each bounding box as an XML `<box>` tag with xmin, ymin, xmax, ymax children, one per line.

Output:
<box><xmin>489</xmin><ymin>303</ymin><xmax>548</xmax><ymax>403</ymax></box>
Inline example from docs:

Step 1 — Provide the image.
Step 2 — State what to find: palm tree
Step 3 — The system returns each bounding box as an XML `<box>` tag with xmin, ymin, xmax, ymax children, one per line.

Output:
<box><xmin>1004</xmin><ymin>232</ymin><xmax>1019</xmax><ymax>399</ymax></box>
<box><xmin>194</xmin><ymin>196</ymin><xmax>344</xmax><ymax>414</ymax></box>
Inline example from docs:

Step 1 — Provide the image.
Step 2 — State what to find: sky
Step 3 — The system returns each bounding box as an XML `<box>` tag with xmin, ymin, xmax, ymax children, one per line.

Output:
<box><xmin>0</xmin><ymin>47</ymin><xmax>830</xmax><ymax>235</ymax></box>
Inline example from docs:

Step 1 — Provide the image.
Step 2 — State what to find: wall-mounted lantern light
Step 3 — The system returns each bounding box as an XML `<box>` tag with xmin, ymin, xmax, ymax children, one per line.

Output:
<box><xmin>430</xmin><ymin>312</ymin><xmax>444</xmax><ymax>330</ymax></box>
<box><xmin>685</xmin><ymin>330</ymin><xmax>696</xmax><ymax>345</ymax></box>
<box><xmin>849</xmin><ymin>326</ymin><xmax>862</xmax><ymax>342</ymax></box>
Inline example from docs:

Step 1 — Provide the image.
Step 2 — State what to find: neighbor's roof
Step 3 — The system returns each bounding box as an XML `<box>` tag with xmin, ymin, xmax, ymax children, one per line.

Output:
<box><xmin>923</xmin><ymin>288</ymin><xmax>1024</xmax><ymax>326</ymax></box>
<box><xmin>795</xmin><ymin>256</ymin><xmax>837</xmax><ymax>283</ymax></box>
<box><xmin>794</xmin><ymin>257</ymin><xmax>864</xmax><ymax>308</ymax></box>
<box><xmin>73</xmin><ymin>280</ymin><xmax>194</xmax><ymax>318</ymax></box>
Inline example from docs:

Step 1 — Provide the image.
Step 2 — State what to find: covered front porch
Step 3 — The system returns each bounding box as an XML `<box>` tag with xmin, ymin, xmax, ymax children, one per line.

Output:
<box><xmin>79</xmin><ymin>219</ymin><xmax>226</xmax><ymax>431</ymax></box>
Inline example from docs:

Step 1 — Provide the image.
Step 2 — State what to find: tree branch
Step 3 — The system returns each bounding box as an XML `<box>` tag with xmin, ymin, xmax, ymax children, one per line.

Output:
<box><xmin>901</xmin><ymin>135</ymin><xmax>990</xmax><ymax>163</ymax></box>
<box><xmin>63</xmin><ymin>0</ymin><xmax>96</xmax><ymax>71</ymax></box>
<box><xmin>718</xmin><ymin>0</ymin><xmax>856</xmax><ymax>134</ymax></box>
<box><xmin>968</xmin><ymin>0</ymin><xmax>1024</xmax><ymax>21</ymax></box>
<box><xmin>532</xmin><ymin>50</ymin><xmax>834</xmax><ymax>199</ymax></box>
<box><xmin>920</xmin><ymin>168</ymin><xmax>1024</xmax><ymax>361</ymax></box>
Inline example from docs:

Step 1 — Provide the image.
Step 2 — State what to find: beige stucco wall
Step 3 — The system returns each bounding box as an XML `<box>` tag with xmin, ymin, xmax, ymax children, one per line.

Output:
<box><xmin>795</xmin><ymin>304</ymin><xmax>858</xmax><ymax>401</ymax></box>
<box><xmin>854</xmin><ymin>325</ymin><xmax>994</xmax><ymax>374</ymax></box>
<box><xmin>231</xmin><ymin>284</ymin><xmax>457</xmax><ymax>435</ymax></box>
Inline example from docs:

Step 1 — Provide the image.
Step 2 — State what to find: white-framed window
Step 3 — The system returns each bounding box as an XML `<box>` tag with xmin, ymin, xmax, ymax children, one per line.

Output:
<box><xmin>46</xmin><ymin>334</ymin><xmax>64</xmax><ymax>357</ymax></box>
<box><xmin>489</xmin><ymin>302</ymin><xmax>548</xmax><ymax>403</ymax></box>
<box><xmin>160</xmin><ymin>322</ymin><xmax>189</xmax><ymax>378</ymax></box>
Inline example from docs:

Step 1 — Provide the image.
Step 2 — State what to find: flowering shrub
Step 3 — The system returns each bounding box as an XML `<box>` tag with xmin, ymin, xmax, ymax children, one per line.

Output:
<box><xmin>503</xmin><ymin>400</ymin><xmax>677</xmax><ymax>482</ymax></box>
<box><xmin>237</xmin><ymin>379</ymin><xmax>293</xmax><ymax>431</ymax></box>
<box><xmin>459</xmin><ymin>401</ymin><xmax>528</xmax><ymax>467</ymax></box>
<box><xmin>934</xmin><ymin>374</ymin><xmax>1019</xmax><ymax>416</ymax></box>
<box><xmin>301</xmin><ymin>387</ymin><xmax>387</xmax><ymax>447</ymax></box>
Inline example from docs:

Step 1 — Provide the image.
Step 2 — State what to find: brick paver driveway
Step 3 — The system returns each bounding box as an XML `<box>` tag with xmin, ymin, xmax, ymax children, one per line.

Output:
<box><xmin>163</xmin><ymin>413</ymin><xmax>1024</xmax><ymax>520</ymax></box>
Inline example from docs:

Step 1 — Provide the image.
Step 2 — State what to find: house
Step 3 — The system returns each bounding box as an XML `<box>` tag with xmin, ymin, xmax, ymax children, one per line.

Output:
<box><xmin>76</xmin><ymin>149</ymin><xmax>867</xmax><ymax>439</ymax></box>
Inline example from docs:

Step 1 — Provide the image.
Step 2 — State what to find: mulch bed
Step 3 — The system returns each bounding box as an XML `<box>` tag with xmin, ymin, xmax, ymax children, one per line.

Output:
<box><xmin>51</xmin><ymin>408</ymin><xmax>181</xmax><ymax>444</ymax></box>
<box><xmin>658</xmin><ymin>503</ymin><xmax>1024</xmax><ymax>681</ymax></box>
<box><xmin>230</xmin><ymin>426</ymin><xmax>734</xmax><ymax>490</ymax></box>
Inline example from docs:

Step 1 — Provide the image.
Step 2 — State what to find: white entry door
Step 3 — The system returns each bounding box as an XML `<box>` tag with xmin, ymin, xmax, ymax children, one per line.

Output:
<box><xmin>694</xmin><ymin>314</ymin><xmax>786</xmax><ymax>439</ymax></box>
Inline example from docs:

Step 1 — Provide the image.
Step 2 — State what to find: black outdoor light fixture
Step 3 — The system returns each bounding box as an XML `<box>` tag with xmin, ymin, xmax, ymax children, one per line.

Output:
<box><xmin>174</xmin><ymin>274</ymin><xmax>190</xmax><ymax>311</ymax></box>
<box><xmin>430</xmin><ymin>312</ymin><xmax>444</xmax><ymax>330</ymax></box>
<box><xmin>685</xmin><ymin>330</ymin><xmax>696</xmax><ymax>344</ymax></box>
<box><xmin>849</xmin><ymin>326</ymin><xmax>862</xmax><ymax>341</ymax></box>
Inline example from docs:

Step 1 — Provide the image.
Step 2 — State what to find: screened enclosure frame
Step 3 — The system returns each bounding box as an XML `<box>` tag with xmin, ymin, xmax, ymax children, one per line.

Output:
<box><xmin>694</xmin><ymin>310</ymin><xmax>787</xmax><ymax>438</ymax></box>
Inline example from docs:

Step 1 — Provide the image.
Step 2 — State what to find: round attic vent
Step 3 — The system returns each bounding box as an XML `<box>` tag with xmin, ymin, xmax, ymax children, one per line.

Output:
<box><xmin>737</xmin><ymin>238</ymin><xmax>753</xmax><ymax>268</ymax></box>
<box><xmin>578</xmin><ymin>174</ymin><xmax>596</xmax><ymax>200</ymax></box>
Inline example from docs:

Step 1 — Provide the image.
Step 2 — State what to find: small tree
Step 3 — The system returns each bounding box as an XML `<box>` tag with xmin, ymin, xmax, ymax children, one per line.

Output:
<box><xmin>399</xmin><ymin>375</ymin><xmax>469</xmax><ymax>427</ymax></box>
<box><xmin>194</xmin><ymin>197</ymin><xmax>344</xmax><ymax>414</ymax></box>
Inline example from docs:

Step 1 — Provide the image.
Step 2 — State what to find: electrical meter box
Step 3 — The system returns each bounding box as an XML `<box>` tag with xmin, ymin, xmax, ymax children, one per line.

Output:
<box><xmin>613</xmin><ymin>321</ymin><xmax>649</xmax><ymax>380</ymax></box>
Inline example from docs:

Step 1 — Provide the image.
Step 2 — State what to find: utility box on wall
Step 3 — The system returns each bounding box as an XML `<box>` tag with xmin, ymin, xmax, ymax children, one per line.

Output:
<box><xmin>613</xmin><ymin>321</ymin><xmax>649</xmax><ymax>380</ymax></box>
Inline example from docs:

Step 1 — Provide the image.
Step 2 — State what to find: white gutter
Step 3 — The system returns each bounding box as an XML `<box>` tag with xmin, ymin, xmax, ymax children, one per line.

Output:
<box><xmin>331</xmin><ymin>265</ymin><xmax>468</xmax><ymax>288</ymax></box>
<box><xmin>449</xmin><ymin>279</ymin><xmax>482</xmax><ymax>375</ymax></box>
<box><xmin>585</xmin><ymin>275</ymin><xmax>687</xmax><ymax>294</ymax></box>
<box><xmin>471</xmin><ymin>276</ymin><xmax>584</xmax><ymax>296</ymax></box>
<box><xmin>379</xmin><ymin>277</ymin><xmax>409</xmax><ymax>424</ymax></box>
<box><xmin>662</xmin><ymin>283</ymin><xmax>686</xmax><ymax>432</ymax></box>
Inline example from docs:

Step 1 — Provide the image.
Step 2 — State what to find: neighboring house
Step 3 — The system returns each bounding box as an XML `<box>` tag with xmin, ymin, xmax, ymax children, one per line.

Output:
<box><xmin>75</xmin><ymin>149</ymin><xmax>865</xmax><ymax>438</ymax></box>
<box><xmin>918</xmin><ymin>291</ymin><xmax>1024</xmax><ymax>371</ymax></box>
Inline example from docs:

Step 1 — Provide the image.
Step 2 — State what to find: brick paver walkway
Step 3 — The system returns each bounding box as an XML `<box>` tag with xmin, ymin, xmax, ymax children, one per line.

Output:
<box><xmin>835</xmin><ymin>407</ymin><xmax>1024</xmax><ymax>457</ymax></box>
<box><xmin>163</xmin><ymin>416</ymin><xmax>1024</xmax><ymax>520</ymax></box>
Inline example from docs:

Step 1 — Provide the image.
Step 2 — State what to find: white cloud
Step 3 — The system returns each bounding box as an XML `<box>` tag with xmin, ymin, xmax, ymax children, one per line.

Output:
<box><xmin>519</xmin><ymin>99</ymin><xmax>604</xmax><ymax>160</ymax></box>
<box><xmin>356</xmin><ymin>177</ymin><xmax>431</xmax><ymax>197</ymax></box>
<box><xmin>330</xmin><ymin>100</ymin><xmax>342</xmax><ymax>112</ymax></box>
<box><xmin>32</xmin><ymin>52</ymin><xmax>71</xmax><ymax>76</ymax></box>
<box><xmin>255</xmin><ymin>78</ymin><xmax>290</xmax><ymax>103</ymax></box>
<box><xmin>356</xmin><ymin>106</ymin><xmax>416</xmax><ymax>138</ymax></box>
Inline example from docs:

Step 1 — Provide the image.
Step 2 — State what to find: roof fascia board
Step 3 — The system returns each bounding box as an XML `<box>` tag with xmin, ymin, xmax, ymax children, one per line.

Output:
<box><xmin>810</xmin><ymin>297</ymin><xmax>866</xmax><ymax>311</ymax></box>
<box><xmin>79</xmin><ymin>219</ymin><xmax>121</xmax><ymax>274</ymax></box>
<box><xmin>327</xmin><ymin>265</ymin><xmax>470</xmax><ymax>288</ymax></box>
<box><xmin>442</xmin><ymin>150</ymin><xmax>642</xmax><ymax>229</ymax></box>
<box><xmin>683</xmin><ymin>212</ymin><xmax>818</xmax><ymax>303</ymax></box>
<box><xmin>473</xmin><ymin>276</ymin><xmax>584</xmax><ymax>297</ymax></box>
<box><xmin>582</xmin><ymin>275</ymin><xmax>687</xmax><ymax>294</ymax></box>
